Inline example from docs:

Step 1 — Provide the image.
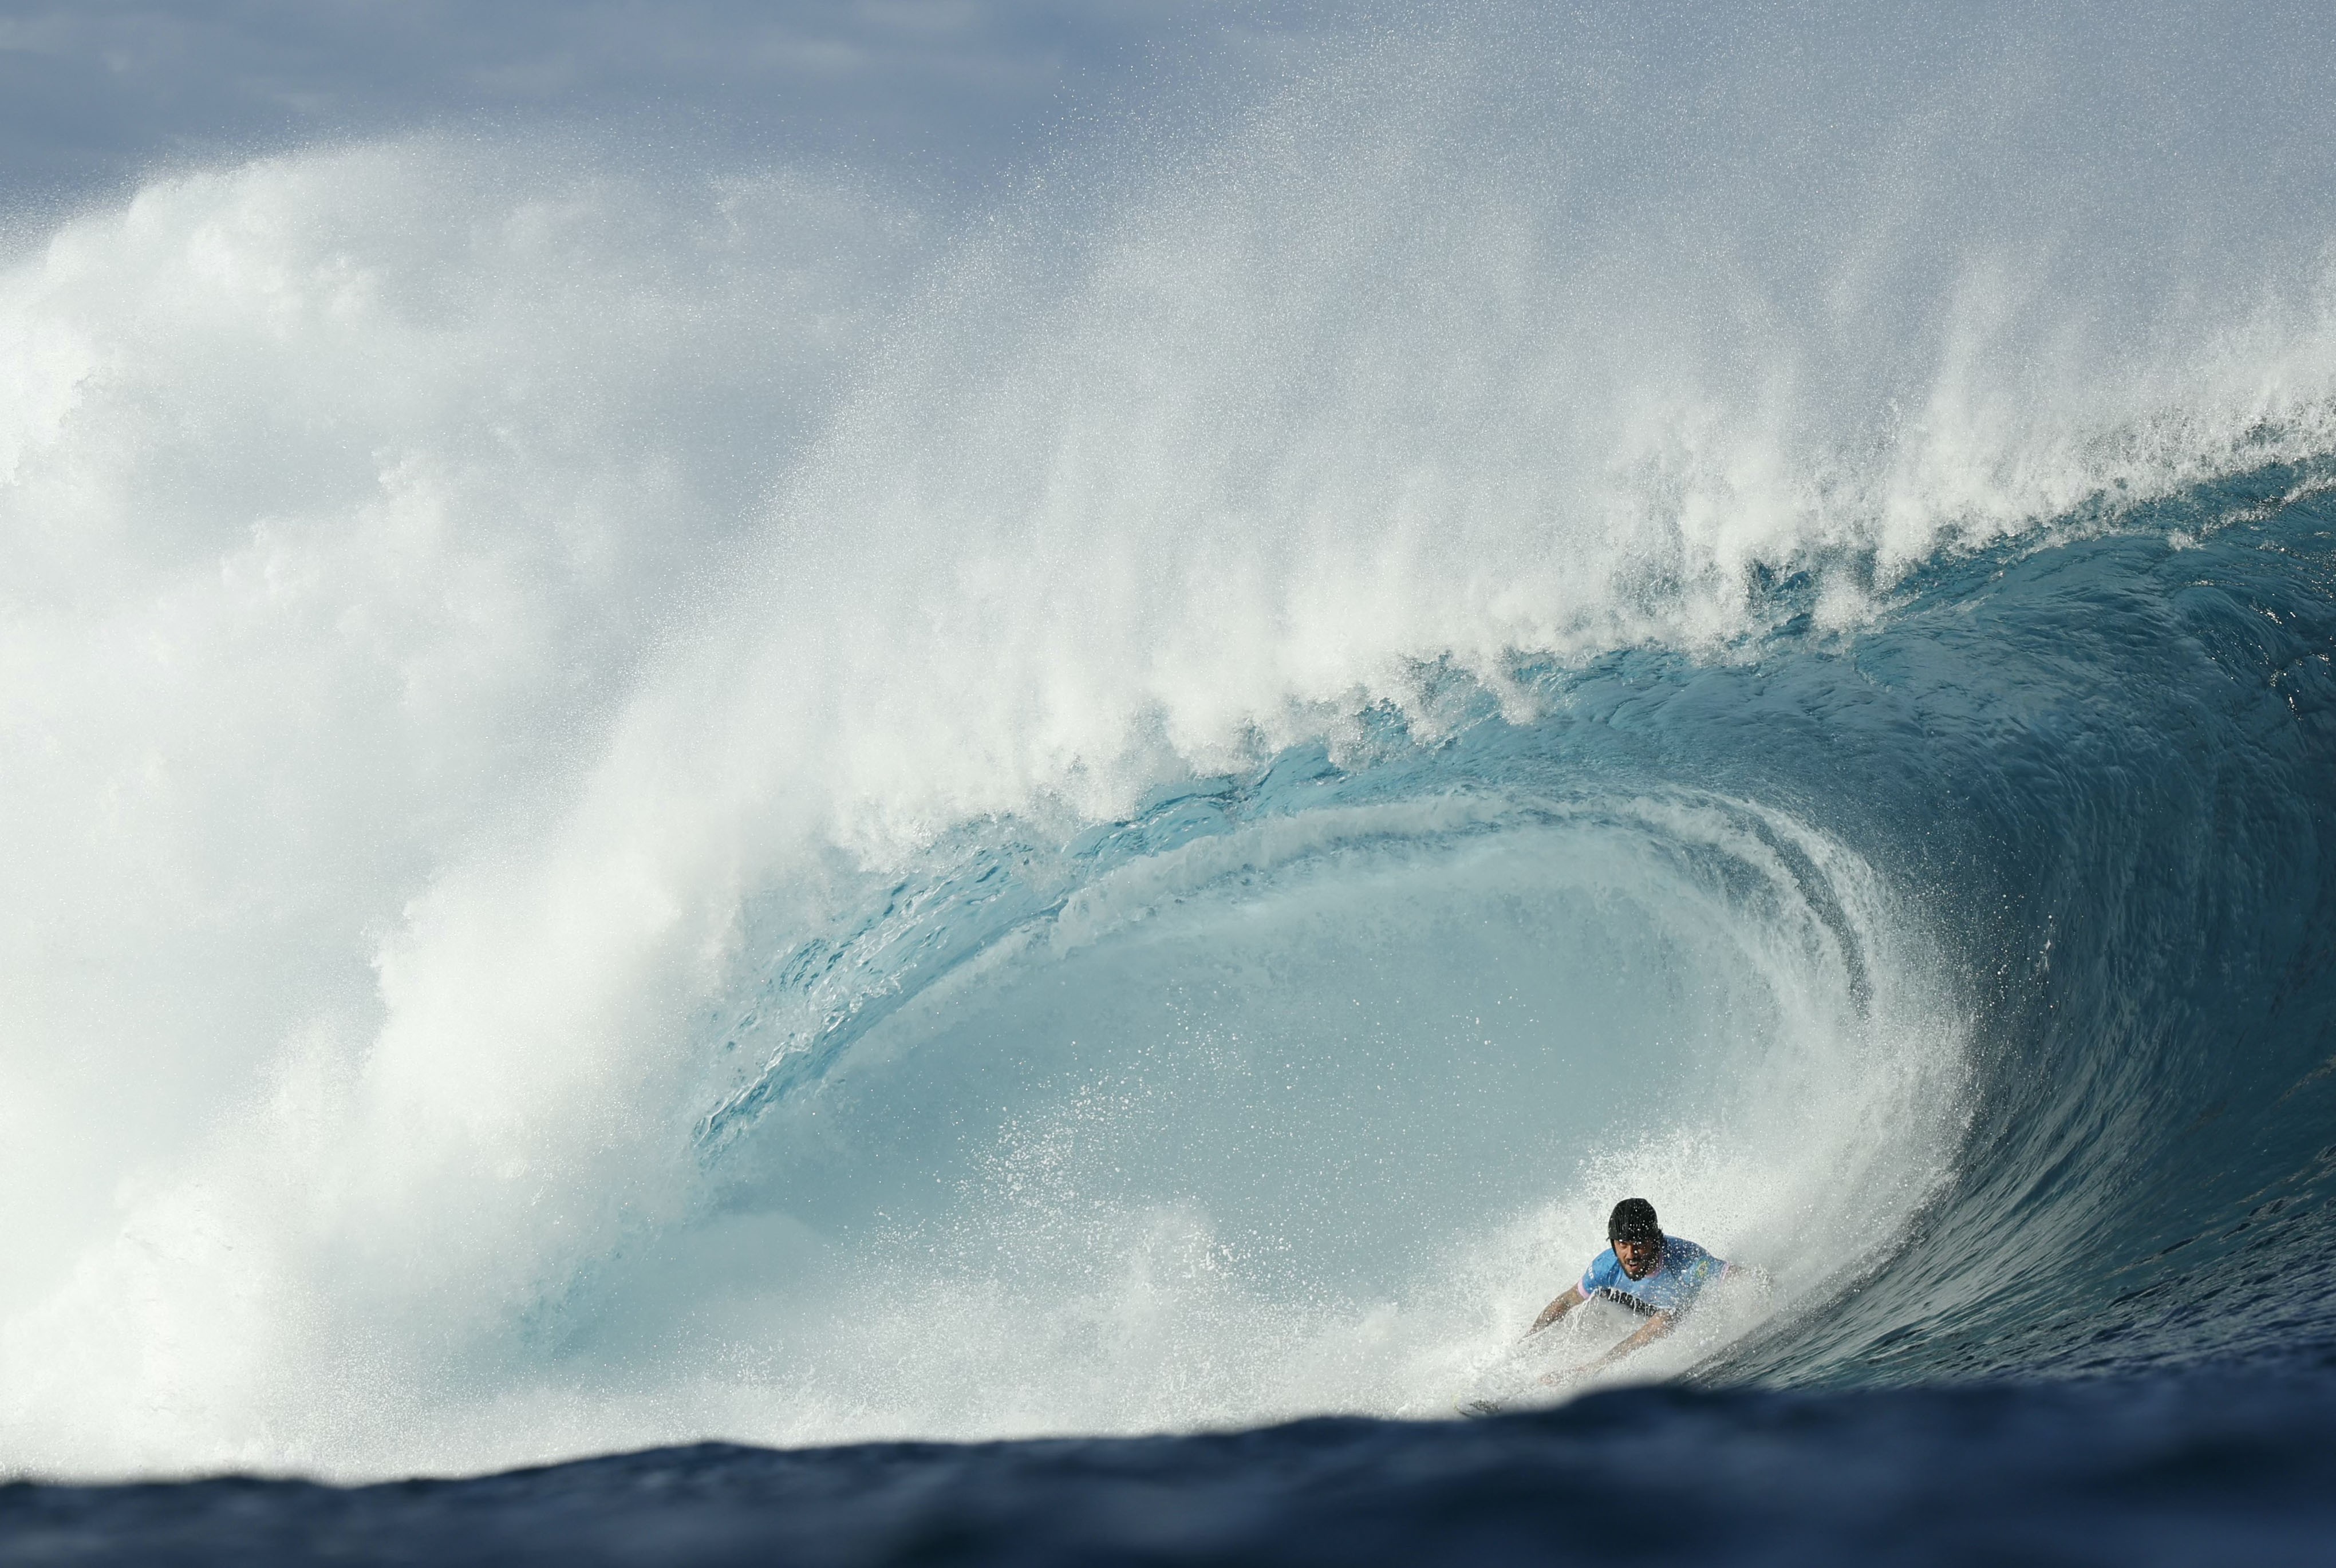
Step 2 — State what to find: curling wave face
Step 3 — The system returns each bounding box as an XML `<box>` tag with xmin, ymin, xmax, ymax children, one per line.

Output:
<box><xmin>5</xmin><ymin>5</ymin><xmax>2336</xmax><ymax>1481</ymax></box>
<box><xmin>661</xmin><ymin>782</ymin><xmax>1966</xmax><ymax>1440</ymax></box>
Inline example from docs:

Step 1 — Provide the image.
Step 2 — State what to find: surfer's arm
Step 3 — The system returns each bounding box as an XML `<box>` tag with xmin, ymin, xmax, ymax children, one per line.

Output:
<box><xmin>1585</xmin><ymin>1309</ymin><xmax>1675</xmax><ymax>1370</ymax></box>
<box><xmin>1532</xmin><ymin>1308</ymin><xmax>1678</xmax><ymax>1388</ymax></box>
<box><xmin>1526</xmin><ymin>1285</ymin><xmax>1585</xmax><ymax>1336</ymax></box>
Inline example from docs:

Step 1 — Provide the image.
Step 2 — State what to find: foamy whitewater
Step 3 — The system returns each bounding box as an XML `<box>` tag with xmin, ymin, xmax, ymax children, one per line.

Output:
<box><xmin>6</xmin><ymin>7</ymin><xmax>2336</xmax><ymax>1486</ymax></box>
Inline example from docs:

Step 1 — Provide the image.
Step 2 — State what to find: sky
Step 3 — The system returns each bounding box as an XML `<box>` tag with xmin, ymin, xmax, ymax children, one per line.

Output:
<box><xmin>0</xmin><ymin>1</ymin><xmax>1370</xmax><ymax>220</ymax></box>
<box><xmin>11</xmin><ymin>2</ymin><xmax>2332</xmax><ymax>226</ymax></box>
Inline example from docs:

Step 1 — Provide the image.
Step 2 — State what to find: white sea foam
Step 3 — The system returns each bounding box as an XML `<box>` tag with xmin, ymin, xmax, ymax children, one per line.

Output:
<box><xmin>4</xmin><ymin>12</ymin><xmax>2336</xmax><ymax>1478</ymax></box>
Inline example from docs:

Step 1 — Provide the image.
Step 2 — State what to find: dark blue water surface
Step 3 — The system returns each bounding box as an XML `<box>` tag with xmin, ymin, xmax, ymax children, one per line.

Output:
<box><xmin>7</xmin><ymin>1370</ymin><xmax>2335</xmax><ymax>1565</ymax></box>
<box><xmin>11</xmin><ymin>469</ymin><xmax>2336</xmax><ymax>1562</ymax></box>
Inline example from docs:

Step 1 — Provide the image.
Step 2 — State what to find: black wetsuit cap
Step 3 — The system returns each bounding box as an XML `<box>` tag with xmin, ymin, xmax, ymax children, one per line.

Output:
<box><xmin>1608</xmin><ymin>1197</ymin><xmax>1662</xmax><ymax>1245</ymax></box>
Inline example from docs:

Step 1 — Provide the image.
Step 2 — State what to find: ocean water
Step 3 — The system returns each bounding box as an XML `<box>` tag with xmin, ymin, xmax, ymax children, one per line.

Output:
<box><xmin>5</xmin><ymin>7</ymin><xmax>2336</xmax><ymax>1562</ymax></box>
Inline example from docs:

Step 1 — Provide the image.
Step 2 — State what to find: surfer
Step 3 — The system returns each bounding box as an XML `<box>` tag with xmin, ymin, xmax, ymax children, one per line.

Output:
<box><xmin>1522</xmin><ymin>1198</ymin><xmax>1732</xmax><ymax>1381</ymax></box>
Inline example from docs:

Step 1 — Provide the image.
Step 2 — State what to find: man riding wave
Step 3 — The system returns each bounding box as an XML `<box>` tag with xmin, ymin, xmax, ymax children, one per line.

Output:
<box><xmin>1498</xmin><ymin>1197</ymin><xmax>1737</xmax><ymax>1400</ymax></box>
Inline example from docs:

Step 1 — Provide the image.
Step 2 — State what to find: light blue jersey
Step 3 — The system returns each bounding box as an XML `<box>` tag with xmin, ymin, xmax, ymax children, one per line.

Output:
<box><xmin>1579</xmin><ymin>1235</ymin><xmax>1729</xmax><ymax>1317</ymax></box>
